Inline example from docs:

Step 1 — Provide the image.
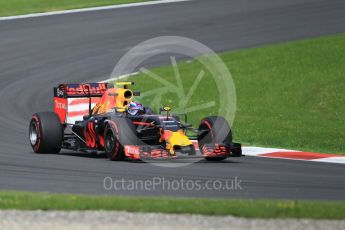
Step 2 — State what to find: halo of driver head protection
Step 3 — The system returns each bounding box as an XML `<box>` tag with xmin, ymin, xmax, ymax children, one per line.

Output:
<box><xmin>127</xmin><ymin>101</ymin><xmax>143</xmax><ymax>115</ymax></box>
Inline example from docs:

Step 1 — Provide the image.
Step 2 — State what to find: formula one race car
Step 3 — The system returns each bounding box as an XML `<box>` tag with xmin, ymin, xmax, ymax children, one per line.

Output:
<box><xmin>29</xmin><ymin>82</ymin><xmax>242</xmax><ymax>161</ymax></box>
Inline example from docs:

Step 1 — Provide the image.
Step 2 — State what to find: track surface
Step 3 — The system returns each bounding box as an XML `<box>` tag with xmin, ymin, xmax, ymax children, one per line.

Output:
<box><xmin>0</xmin><ymin>0</ymin><xmax>344</xmax><ymax>200</ymax></box>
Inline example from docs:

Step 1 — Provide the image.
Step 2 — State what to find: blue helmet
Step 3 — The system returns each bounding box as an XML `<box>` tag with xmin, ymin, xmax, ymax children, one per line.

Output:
<box><xmin>127</xmin><ymin>101</ymin><xmax>143</xmax><ymax>115</ymax></box>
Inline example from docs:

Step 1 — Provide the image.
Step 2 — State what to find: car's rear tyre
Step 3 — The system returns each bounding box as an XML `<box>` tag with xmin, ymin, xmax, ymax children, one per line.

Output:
<box><xmin>198</xmin><ymin>116</ymin><xmax>232</xmax><ymax>161</ymax></box>
<box><xmin>29</xmin><ymin>112</ymin><xmax>63</xmax><ymax>153</ymax></box>
<box><xmin>104</xmin><ymin>117</ymin><xmax>140</xmax><ymax>161</ymax></box>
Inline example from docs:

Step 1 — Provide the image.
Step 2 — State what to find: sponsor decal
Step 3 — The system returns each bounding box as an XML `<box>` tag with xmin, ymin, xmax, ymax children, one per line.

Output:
<box><xmin>66</xmin><ymin>83</ymin><xmax>107</xmax><ymax>96</ymax></box>
<box><xmin>56</xmin><ymin>88</ymin><xmax>64</xmax><ymax>97</ymax></box>
<box><xmin>54</xmin><ymin>97</ymin><xmax>67</xmax><ymax>123</ymax></box>
<box><xmin>54</xmin><ymin>100</ymin><xmax>66</xmax><ymax>109</ymax></box>
<box><xmin>124</xmin><ymin>145</ymin><xmax>140</xmax><ymax>155</ymax></box>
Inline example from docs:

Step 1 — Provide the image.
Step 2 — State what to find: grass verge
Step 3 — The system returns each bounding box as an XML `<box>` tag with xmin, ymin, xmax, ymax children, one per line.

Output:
<box><xmin>0</xmin><ymin>0</ymin><xmax>150</xmax><ymax>17</ymax></box>
<box><xmin>0</xmin><ymin>191</ymin><xmax>345</xmax><ymax>219</ymax></box>
<box><xmin>124</xmin><ymin>33</ymin><xmax>345</xmax><ymax>154</ymax></box>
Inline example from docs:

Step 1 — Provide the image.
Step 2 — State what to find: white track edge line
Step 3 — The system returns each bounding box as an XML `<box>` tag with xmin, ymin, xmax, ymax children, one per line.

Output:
<box><xmin>0</xmin><ymin>0</ymin><xmax>191</xmax><ymax>21</ymax></box>
<box><xmin>101</xmin><ymin>72</ymin><xmax>140</xmax><ymax>83</ymax></box>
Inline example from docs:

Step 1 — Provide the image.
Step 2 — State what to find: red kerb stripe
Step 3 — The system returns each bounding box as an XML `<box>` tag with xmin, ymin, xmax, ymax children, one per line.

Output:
<box><xmin>260</xmin><ymin>151</ymin><xmax>340</xmax><ymax>160</ymax></box>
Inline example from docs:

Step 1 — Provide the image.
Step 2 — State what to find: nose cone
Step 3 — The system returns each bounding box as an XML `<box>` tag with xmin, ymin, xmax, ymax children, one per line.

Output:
<box><xmin>164</xmin><ymin>130</ymin><xmax>192</xmax><ymax>154</ymax></box>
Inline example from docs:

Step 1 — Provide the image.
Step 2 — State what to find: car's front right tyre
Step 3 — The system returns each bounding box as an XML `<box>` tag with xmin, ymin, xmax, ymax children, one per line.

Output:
<box><xmin>104</xmin><ymin>117</ymin><xmax>140</xmax><ymax>161</ymax></box>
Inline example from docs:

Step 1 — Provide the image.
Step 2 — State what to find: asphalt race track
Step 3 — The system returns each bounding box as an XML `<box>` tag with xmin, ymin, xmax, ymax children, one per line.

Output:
<box><xmin>0</xmin><ymin>0</ymin><xmax>344</xmax><ymax>200</ymax></box>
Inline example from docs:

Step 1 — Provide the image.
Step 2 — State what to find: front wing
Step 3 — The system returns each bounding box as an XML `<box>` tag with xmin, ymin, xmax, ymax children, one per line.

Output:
<box><xmin>123</xmin><ymin>141</ymin><xmax>242</xmax><ymax>160</ymax></box>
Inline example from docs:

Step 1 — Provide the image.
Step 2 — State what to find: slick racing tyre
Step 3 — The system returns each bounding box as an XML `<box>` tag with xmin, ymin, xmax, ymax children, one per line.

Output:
<box><xmin>29</xmin><ymin>112</ymin><xmax>63</xmax><ymax>153</ymax></box>
<box><xmin>104</xmin><ymin>117</ymin><xmax>140</xmax><ymax>161</ymax></box>
<box><xmin>198</xmin><ymin>116</ymin><xmax>232</xmax><ymax>161</ymax></box>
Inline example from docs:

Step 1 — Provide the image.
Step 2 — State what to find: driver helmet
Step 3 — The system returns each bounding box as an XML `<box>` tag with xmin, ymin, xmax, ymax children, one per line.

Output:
<box><xmin>127</xmin><ymin>101</ymin><xmax>144</xmax><ymax>116</ymax></box>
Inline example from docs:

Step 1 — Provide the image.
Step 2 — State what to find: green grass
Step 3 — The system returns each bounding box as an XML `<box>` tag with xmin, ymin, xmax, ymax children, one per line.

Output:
<box><xmin>0</xmin><ymin>0</ymin><xmax>150</xmax><ymax>17</ymax></box>
<box><xmin>124</xmin><ymin>33</ymin><xmax>345</xmax><ymax>154</ymax></box>
<box><xmin>0</xmin><ymin>191</ymin><xmax>345</xmax><ymax>219</ymax></box>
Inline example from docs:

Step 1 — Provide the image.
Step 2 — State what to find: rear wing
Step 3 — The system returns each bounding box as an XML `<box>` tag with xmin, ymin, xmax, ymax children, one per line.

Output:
<box><xmin>54</xmin><ymin>83</ymin><xmax>110</xmax><ymax>124</ymax></box>
<box><xmin>54</xmin><ymin>83</ymin><xmax>109</xmax><ymax>98</ymax></box>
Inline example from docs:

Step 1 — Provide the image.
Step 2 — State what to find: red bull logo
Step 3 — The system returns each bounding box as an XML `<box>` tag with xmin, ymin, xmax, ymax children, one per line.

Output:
<box><xmin>66</xmin><ymin>83</ymin><xmax>107</xmax><ymax>96</ymax></box>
